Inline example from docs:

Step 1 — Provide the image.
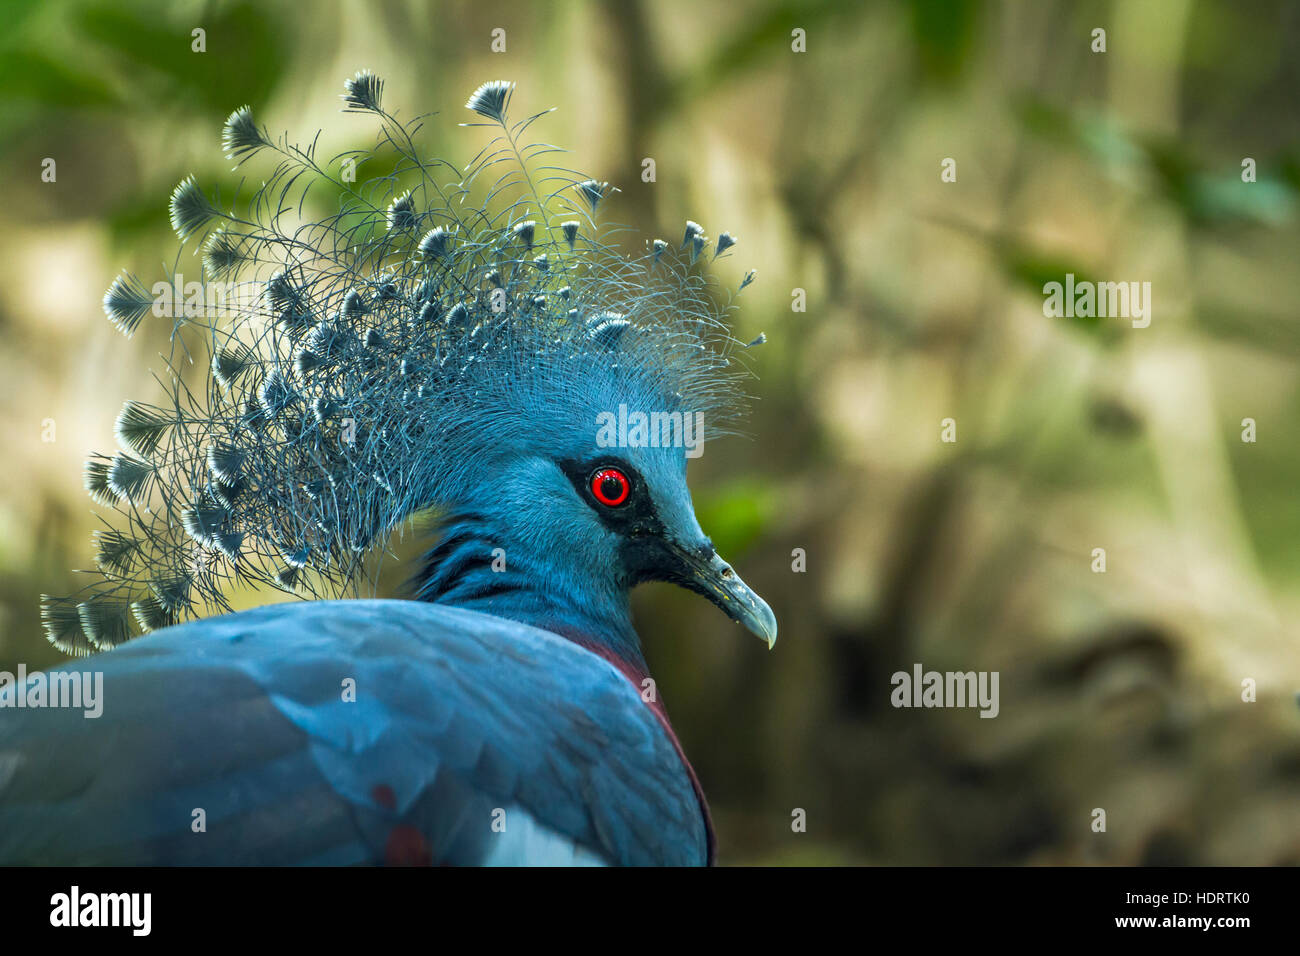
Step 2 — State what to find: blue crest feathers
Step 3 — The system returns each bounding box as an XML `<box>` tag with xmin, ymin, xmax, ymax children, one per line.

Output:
<box><xmin>45</xmin><ymin>74</ymin><xmax>758</xmax><ymax>654</ymax></box>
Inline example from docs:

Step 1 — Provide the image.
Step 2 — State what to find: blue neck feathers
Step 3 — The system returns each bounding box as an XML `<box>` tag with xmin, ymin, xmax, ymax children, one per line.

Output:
<box><xmin>412</xmin><ymin>511</ymin><xmax>647</xmax><ymax>672</ymax></box>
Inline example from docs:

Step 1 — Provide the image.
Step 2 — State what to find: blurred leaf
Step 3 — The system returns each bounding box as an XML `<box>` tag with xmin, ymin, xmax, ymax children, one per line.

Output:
<box><xmin>1185</xmin><ymin>173</ymin><xmax>1295</xmax><ymax>226</ymax></box>
<box><xmin>928</xmin><ymin>215</ymin><xmax>1116</xmax><ymax>341</ymax></box>
<box><xmin>104</xmin><ymin>190</ymin><xmax>171</xmax><ymax>247</ymax></box>
<box><xmin>1229</xmin><ymin>432</ymin><xmax>1300</xmax><ymax>584</ymax></box>
<box><xmin>1015</xmin><ymin>95</ymin><xmax>1146</xmax><ymax>167</ymax></box>
<box><xmin>0</xmin><ymin>0</ymin><xmax>40</xmax><ymax>36</ymax></box>
<box><xmin>665</xmin><ymin>0</ymin><xmax>866</xmax><ymax>116</ymax></box>
<box><xmin>77</xmin><ymin>0</ymin><xmax>287</xmax><ymax>114</ymax></box>
<box><xmin>0</xmin><ymin>50</ymin><xmax>118</xmax><ymax>109</ymax></box>
<box><xmin>1016</xmin><ymin>96</ymin><xmax>1297</xmax><ymax>228</ymax></box>
<box><xmin>694</xmin><ymin>479</ymin><xmax>780</xmax><ymax>557</ymax></box>
<box><xmin>1280</xmin><ymin>152</ymin><xmax>1300</xmax><ymax>193</ymax></box>
<box><xmin>907</xmin><ymin>0</ymin><xmax>980</xmax><ymax>84</ymax></box>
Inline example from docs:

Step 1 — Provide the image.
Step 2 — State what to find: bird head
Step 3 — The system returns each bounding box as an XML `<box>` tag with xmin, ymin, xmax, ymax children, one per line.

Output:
<box><xmin>409</xmin><ymin>315</ymin><xmax>776</xmax><ymax>651</ymax></box>
<box><xmin>439</xmin><ymin>416</ymin><xmax>776</xmax><ymax>650</ymax></box>
<box><xmin>43</xmin><ymin>74</ymin><xmax>774</xmax><ymax>657</ymax></box>
<box><xmin>557</xmin><ymin>450</ymin><xmax>778</xmax><ymax>649</ymax></box>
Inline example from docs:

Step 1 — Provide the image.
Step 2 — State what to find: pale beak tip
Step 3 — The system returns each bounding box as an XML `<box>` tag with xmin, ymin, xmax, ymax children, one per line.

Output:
<box><xmin>752</xmin><ymin>602</ymin><xmax>778</xmax><ymax>650</ymax></box>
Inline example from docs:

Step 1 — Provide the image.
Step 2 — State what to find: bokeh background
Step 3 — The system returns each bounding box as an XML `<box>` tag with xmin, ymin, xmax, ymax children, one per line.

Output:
<box><xmin>2</xmin><ymin>0</ymin><xmax>1299</xmax><ymax>864</ymax></box>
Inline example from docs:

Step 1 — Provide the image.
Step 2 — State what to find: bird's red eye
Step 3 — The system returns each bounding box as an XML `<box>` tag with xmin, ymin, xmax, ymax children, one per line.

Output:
<box><xmin>590</xmin><ymin>467</ymin><xmax>630</xmax><ymax>507</ymax></box>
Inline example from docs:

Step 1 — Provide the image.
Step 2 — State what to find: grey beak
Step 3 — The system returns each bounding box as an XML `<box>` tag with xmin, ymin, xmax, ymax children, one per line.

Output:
<box><xmin>683</xmin><ymin>549</ymin><xmax>778</xmax><ymax>649</ymax></box>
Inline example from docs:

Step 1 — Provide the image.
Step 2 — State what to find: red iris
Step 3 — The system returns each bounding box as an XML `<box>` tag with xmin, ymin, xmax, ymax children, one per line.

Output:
<box><xmin>590</xmin><ymin>467</ymin><xmax>630</xmax><ymax>507</ymax></box>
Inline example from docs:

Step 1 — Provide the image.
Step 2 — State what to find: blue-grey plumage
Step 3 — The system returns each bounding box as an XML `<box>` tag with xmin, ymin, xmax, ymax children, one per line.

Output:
<box><xmin>1</xmin><ymin>600</ymin><xmax>707</xmax><ymax>866</ymax></box>
<box><xmin>17</xmin><ymin>73</ymin><xmax>775</xmax><ymax>865</ymax></box>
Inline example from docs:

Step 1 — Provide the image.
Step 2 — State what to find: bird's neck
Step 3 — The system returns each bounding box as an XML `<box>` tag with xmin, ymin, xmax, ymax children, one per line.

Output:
<box><xmin>412</xmin><ymin>511</ymin><xmax>648</xmax><ymax>672</ymax></box>
<box><xmin>412</xmin><ymin>510</ymin><xmax>716</xmax><ymax>864</ymax></box>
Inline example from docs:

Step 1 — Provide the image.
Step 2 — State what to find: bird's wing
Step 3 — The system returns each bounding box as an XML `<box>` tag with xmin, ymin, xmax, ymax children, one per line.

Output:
<box><xmin>0</xmin><ymin>599</ymin><xmax>707</xmax><ymax>866</ymax></box>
